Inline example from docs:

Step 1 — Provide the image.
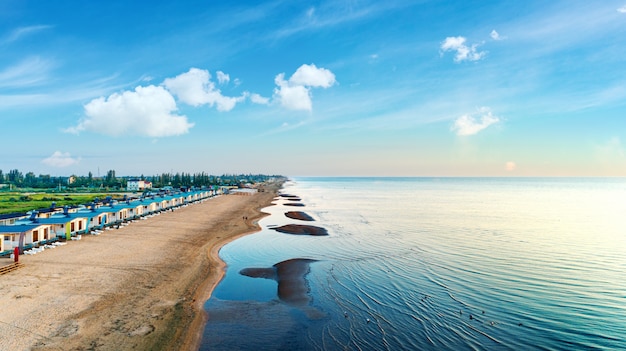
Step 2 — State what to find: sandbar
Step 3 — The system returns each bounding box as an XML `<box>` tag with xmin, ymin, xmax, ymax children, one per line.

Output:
<box><xmin>0</xmin><ymin>180</ymin><xmax>282</xmax><ymax>351</ymax></box>
<box><xmin>270</xmin><ymin>224</ymin><xmax>328</xmax><ymax>236</ymax></box>
<box><xmin>284</xmin><ymin>211</ymin><xmax>314</xmax><ymax>221</ymax></box>
<box><xmin>239</xmin><ymin>258</ymin><xmax>317</xmax><ymax>306</ymax></box>
<box><xmin>283</xmin><ymin>202</ymin><xmax>305</xmax><ymax>207</ymax></box>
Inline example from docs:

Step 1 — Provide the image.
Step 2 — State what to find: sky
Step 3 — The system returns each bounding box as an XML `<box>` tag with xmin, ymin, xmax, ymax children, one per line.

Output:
<box><xmin>1</xmin><ymin>0</ymin><xmax>625</xmax><ymax>177</ymax></box>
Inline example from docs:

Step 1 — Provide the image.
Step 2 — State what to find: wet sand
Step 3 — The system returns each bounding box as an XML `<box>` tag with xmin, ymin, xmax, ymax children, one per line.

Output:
<box><xmin>271</xmin><ymin>224</ymin><xmax>328</xmax><ymax>236</ymax></box>
<box><xmin>284</xmin><ymin>211</ymin><xmax>314</xmax><ymax>221</ymax></box>
<box><xmin>0</xmin><ymin>181</ymin><xmax>282</xmax><ymax>351</ymax></box>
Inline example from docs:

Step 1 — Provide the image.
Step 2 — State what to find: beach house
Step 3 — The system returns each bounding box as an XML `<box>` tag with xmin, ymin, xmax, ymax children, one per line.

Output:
<box><xmin>0</xmin><ymin>212</ymin><xmax>27</xmax><ymax>226</ymax></box>
<box><xmin>1</xmin><ymin>188</ymin><xmax>217</xmax><ymax>257</ymax></box>
<box><xmin>127</xmin><ymin>178</ymin><xmax>152</xmax><ymax>191</ymax></box>
<box><xmin>34</xmin><ymin>209</ymin><xmax>89</xmax><ymax>240</ymax></box>
<box><xmin>0</xmin><ymin>222</ymin><xmax>53</xmax><ymax>254</ymax></box>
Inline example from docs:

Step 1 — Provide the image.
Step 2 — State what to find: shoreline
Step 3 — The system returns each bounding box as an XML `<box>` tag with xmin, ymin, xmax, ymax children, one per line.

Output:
<box><xmin>0</xmin><ymin>180</ymin><xmax>283</xmax><ymax>351</ymax></box>
<box><xmin>181</xmin><ymin>187</ymin><xmax>279</xmax><ymax>351</ymax></box>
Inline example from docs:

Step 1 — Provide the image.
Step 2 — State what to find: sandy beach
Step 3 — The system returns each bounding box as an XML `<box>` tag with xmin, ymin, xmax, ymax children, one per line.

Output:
<box><xmin>0</xmin><ymin>181</ymin><xmax>281</xmax><ymax>351</ymax></box>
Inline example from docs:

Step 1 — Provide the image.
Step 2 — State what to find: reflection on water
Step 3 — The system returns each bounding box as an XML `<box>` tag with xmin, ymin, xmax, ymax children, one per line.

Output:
<box><xmin>240</xmin><ymin>258</ymin><xmax>317</xmax><ymax>306</ymax></box>
<box><xmin>202</xmin><ymin>178</ymin><xmax>626</xmax><ymax>350</ymax></box>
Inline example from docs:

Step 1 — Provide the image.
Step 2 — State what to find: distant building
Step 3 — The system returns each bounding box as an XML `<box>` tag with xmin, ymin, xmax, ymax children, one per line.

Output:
<box><xmin>127</xmin><ymin>179</ymin><xmax>152</xmax><ymax>191</ymax></box>
<box><xmin>228</xmin><ymin>188</ymin><xmax>258</xmax><ymax>195</ymax></box>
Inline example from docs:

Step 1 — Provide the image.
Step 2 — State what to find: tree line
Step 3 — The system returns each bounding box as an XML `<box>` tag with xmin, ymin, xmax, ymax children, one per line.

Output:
<box><xmin>0</xmin><ymin>169</ymin><xmax>281</xmax><ymax>190</ymax></box>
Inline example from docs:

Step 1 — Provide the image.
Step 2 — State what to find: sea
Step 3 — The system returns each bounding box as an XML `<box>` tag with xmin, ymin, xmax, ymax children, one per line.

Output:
<box><xmin>200</xmin><ymin>177</ymin><xmax>626</xmax><ymax>350</ymax></box>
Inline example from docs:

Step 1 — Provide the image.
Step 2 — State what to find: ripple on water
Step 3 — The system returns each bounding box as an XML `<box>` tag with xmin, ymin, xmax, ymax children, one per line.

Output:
<box><xmin>204</xmin><ymin>178</ymin><xmax>626</xmax><ymax>351</ymax></box>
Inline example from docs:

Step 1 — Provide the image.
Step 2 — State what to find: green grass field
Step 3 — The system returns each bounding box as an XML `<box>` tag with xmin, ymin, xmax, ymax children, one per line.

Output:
<box><xmin>0</xmin><ymin>192</ymin><xmax>126</xmax><ymax>215</ymax></box>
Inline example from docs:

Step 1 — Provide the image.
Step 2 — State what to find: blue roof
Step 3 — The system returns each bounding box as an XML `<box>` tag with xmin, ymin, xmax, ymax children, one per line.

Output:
<box><xmin>75</xmin><ymin>209</ymin><xmax>112</xmax><ymax>217</ymax></box>
<box><xmin>0</xmin><ymin>212</ymin><xmax>28</xmax><ymax>220</ymax></box>
<box><xmin>0</xmin><ymin>224</ymin><xmax>45</xmax><ymax>233</ymax></box>
<box><xmin>32</xmin><ymin>217</ymin><xmax>73</xmax><ymax>225</ymax></box>
<box><xmin>0</xmin><ymin>191</ymin><xmax>211</xmax><ymax>232</ymax></box>
<box><xmin>114</xmin><ymin>202</ymin><xmax>144</xmax><ymax>210</ymax></box>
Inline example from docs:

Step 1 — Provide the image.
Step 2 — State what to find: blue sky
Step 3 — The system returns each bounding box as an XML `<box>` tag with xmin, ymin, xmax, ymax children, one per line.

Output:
<box><xmin>1</xmin><ymin>0</ymin><xmax>625</xmax><ymax>177</ymax></box>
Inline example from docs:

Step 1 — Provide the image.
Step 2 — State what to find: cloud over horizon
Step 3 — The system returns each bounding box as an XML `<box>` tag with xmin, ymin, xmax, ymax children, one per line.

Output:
<box><xmin>163</xmin><ymin>68</ymin><xmax>245</xmax><ymax>111</ymax></box>
<box><xmin>42</xmin><ymin>151</ymin><xmax>80</xmax><ymax>168</ymax></box>
<box><xmin>440</xmin><ymin>36</ymin><xmax>486</xmax><ymax>62</ymax></box>
<box><xmin>451</xmin><ymin>107</ymin><xmax>500</xmax><ymax>136</ymax></box>
<box><xmin>65</xmin><ymin>65</ymin><xmax>334</xmax><ymax>138</ymax></box>
<box><xmin>66</xmin><ymin>68</ymin><xmax>258</xmax><ymax>138</ymax></box>
<box><xmin>273</xmin><ymin>64</ymin><xmax>336</xmax><ymax>111</ymax></box>
<box><xmin>66</xmin><ymin>85</ymin><xmax>194</xmax><ymax>137</ymax></box>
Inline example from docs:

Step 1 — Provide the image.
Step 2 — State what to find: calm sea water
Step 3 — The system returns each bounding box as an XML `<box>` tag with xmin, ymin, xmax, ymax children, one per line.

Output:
<box><xmin>201</xmin><ymin>178</ymin><xmax>626</xmax><ymax>350</ymax></box>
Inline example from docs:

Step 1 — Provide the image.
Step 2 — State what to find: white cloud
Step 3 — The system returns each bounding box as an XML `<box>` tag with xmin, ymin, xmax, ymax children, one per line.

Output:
<box><xmin>451</xmin><ymin>107</ymin><xmax>500</xmax><ymax>136</ymax></box>
<box><xmin>289</xmin><ymin>64</ymin><xmax>336</xmax><ymax>88</ymax></box>
<box><xmin>505</xmin><ymin>161</ymin><xmax>516</xmax><ymax>171</ymax></box>
<box><xmin>490</xmin><ymin>30</ymin><xmax>504</xmax><ymax>40</ymax></box>
<box><xmin>163</xmin><ymin>68</ymin><xmax>244</xmax><ymax>111</ymax></box>
<box><xmin>618</xmin><ymin>6</ymin><xmax>626</xmax><ymax>13</ymax></box>
<box><xmin>66</xmin><ymin>85</ymin><xmax>194</xmax><ymax>137</ymax></box>
<box><xmin>0</xmin><ymin>57</ymin><xmax>52</xmax><ymax>88</ymax></box>
<box><xmin>440</xmin><ymin>36</ymin><xmax>486</xmax><ymax>62</ymax></box>
<box><xmin>42</xmin><ymin>151</ymin><xmax>80</xmax><ymax>168</ymax></box>
<box><xmin>216</xmin><ymin>71</ymin><xmax>230</xmax><ymax>84</ymax></box>
<box><xmin>273</xmin><ymin>64</ymin><xmax>336</xmax><ymax>111</ymax></box>
<box><xmin>162</xmin><ymin>68</ymin><xmax>213</xmax><ymax>106</ymax></box>
<box><xmin>273</xmin><ymin>73</ymin><xmax>313</xmax><ymax>111</ymax></box>
<box><xmin>250</xmin><ymin>93</ymin><xmax>270</xmax><ymax>105</ymax></box>
<box><xmin>3</xmin><ymin>25</ymin><xmax>52</xmax><ymax>43</ymax></box>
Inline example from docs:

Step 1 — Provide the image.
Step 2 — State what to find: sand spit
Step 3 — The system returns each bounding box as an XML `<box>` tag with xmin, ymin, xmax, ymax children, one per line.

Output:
<box><xmin>270</xmin><ymin>224</ymin><xmax>328</xmax><ymax>236</ymax></box>
<box><xmin>239</xmin><ymin>259</ymin><xmax>317</xmax><ymax>306</ymax></box>
<box><xmin>0</xmin><ymin>182</ymin><xmax>281</xmax><ymax>351</ymax></box>
<box><xmin>283</xmin><ymin>202</ymin><xmax>305</xmax><ymax>207</ymax></box>
<box><xmin>284</xmin><ymin>211</ymin><xmax>314</xmax><ymax>221</ymax></box>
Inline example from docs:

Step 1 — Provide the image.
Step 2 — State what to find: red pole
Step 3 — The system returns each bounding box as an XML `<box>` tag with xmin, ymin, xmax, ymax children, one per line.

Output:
<box><xmin>14</xmin><ymin>247</ymin><xmax>19</xmax><ymax>263</ymax></box>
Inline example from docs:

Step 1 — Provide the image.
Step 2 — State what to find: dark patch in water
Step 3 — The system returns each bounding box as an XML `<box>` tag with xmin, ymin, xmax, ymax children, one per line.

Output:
<box><xmin>240</xmin><ymin>258</ymin><xmax>318</xmax><ymax>306</ymax></box>
<box><xmin>271</xmin><ymin>224</ymin><xmax>328</xmax><ymax>236</ymax></box>
<box><xmin>284</xmin><ymin>202</ymin><xmax>305</xmax><ymax>207</ymax></box>
<box><xmin>284</xmin><ymin>211</ymin><xmax>315</xmax><ymax>221</ymax></box>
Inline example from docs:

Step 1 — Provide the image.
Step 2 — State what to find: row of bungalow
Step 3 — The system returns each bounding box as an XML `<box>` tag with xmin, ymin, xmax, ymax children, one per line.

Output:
<box><xmin>0</xmin><ymin>188</ymin><xmax>220</xmax><ymax>256</ymax></box>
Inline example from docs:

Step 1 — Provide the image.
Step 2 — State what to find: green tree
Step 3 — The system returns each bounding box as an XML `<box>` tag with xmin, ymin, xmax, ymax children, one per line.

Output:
<box><xmin>39</xmin><ymin>174</ymin><xmax>52</xmax><ymax>188</ymax></box>
<box><xmin>7</xmin><ymin>169</ymin><xmax>23</xmax><ymax>185</ymax></box>
<box><xmin>105</xmin><ymin>170</ymin><xmax>116</xmax><ymax>187</ymax></box>
<box><xmin>24</xmin><ymin>172</ymin><xmax>37</xmax><ymax>187</ymax></box>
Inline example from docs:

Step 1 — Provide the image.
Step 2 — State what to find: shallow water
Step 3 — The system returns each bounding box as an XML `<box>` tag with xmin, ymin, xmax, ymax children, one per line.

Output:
<box><xmin>201</xmin><ymin>178</ymin><xmax>626</xmax><ymax>350</ymax></box>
